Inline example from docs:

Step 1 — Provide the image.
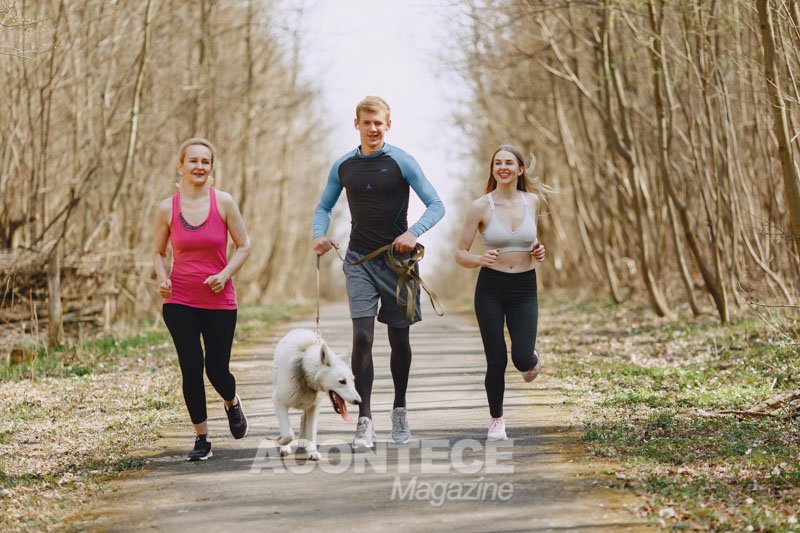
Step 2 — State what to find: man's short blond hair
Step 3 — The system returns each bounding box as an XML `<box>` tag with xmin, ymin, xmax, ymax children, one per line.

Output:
<box><xmin>356</xmin><ymin>96</ymin><xmax>391</xmax><ymax>121</ymax></box>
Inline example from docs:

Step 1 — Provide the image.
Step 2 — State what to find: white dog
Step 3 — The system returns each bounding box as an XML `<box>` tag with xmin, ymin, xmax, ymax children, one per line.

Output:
<box><xmin>272</xmin><ymin>328</ymin><xmax>361</xmax><ymax>461</ymax></box>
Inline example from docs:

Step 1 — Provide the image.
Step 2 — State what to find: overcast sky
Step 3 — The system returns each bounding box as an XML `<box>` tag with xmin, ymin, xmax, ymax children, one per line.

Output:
<box><xmin>294</xmin><ymin>0</ymin><xmax>472</xmax><ymax>271</ymax></box>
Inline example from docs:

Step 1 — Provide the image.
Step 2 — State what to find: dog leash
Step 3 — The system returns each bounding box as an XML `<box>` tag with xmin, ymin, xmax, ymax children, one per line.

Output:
<box><xmin>322</xmin><ymin>242</ymin><xmax>445</xmax><ymax>323</ymax></box>
<box><xmin>315</xmin><ymin>254</ymin><xmax>322</xmax><ymax>340</ymax></box>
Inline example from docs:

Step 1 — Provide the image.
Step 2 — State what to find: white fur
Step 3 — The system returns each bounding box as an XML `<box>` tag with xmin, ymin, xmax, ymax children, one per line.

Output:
<box><xmin>272</xmin><ymin>328</ymin><xmax>360</xmax><ymax>461</ymax></box>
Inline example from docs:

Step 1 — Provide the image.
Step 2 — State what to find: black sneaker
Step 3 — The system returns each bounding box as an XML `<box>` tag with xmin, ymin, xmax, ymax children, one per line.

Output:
<box><xmin>187</xmin><ymin>435</ymin><xmax>212</xmax><ymax>461</ymax></box>
<box><xmin>225</xmin><ymin>395</ymin><xmax>248</xmax><ymax>439</ymax></box>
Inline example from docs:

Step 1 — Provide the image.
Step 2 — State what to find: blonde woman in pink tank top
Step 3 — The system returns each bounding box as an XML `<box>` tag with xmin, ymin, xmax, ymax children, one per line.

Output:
<box><xmin>152</xmin><ymin>138</ymin><xmax>252</xmax><ymax>461</ymax></box>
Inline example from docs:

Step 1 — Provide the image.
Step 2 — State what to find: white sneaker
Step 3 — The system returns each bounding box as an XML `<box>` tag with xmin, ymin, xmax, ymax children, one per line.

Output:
<box><xmin>487</xmin><ymin>417</ymin><xmax>508</xmax><ymax>441</ymax></box>
<box><xmin>391</xmin><ymin>407</ymin><xmax>410</xmax><ymax>444</ymax></box>
<box><xmin>522</xmin><ymin>345</ymin><xmax>541</xmax><ymax>383</ymax></box>
<box><xmin>353</xmin><ymin>416</ymin><xmax>375</xmax><ymax>448</ymax></box>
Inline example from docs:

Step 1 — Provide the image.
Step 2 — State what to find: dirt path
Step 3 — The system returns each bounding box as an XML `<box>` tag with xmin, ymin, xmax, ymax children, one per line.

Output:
<box><xmin>79</xmin><ymin>302</ymin><xmax>650</xmax><ymax>532</ymax></box>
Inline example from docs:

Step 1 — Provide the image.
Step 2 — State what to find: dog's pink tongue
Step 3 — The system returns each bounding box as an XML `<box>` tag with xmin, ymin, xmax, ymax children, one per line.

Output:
<box><xmin>334</xmin><ymin>394</ymin><xmax>350</xmax><ymax>421</ymax></box>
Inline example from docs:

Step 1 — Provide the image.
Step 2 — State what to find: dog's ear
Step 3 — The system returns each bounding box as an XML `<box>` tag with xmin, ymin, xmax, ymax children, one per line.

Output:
<box><xmin>340</xmin><ymin>346</ymin><xmax>352</xmax><ymax>363</ymax></box>
<box><xmin>320</xmin><ymin>344</ymin><xmax>331</xmax><ymax>366</ymax></box>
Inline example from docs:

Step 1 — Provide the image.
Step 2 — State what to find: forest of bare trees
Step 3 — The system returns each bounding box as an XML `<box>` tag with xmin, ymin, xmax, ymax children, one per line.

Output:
<box><xmin>1</xmin><ymin>0</ymin><xmax>328</xmax><ymax>346</ymax></box>
<box><xmin>4</xmin><ymin>0</ymin><xmax>800</xmax><ymax>355</ymax></box>
<box><xmin>443</xmin><ymin>0</ymin><xmax>800</xmax><ymax>323</ymax></box>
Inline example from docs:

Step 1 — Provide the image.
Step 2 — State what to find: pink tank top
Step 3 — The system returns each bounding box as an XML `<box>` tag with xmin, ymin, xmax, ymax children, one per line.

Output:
<box><xmin>164</xmin><ymin>187</ymin><xmax>237</xmax><ymax>310</ymax></box>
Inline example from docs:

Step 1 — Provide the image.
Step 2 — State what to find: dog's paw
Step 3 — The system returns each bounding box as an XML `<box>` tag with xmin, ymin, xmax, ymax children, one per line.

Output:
<box><xmin>307</xmin><ymin>450</ymin><xmax>321</xmax><ymax>461</ymax></box>
<box><xmin>279</xmin><ymin>444</ymin><xmax>293</xmax><ymax>457</ymax></box>
<box><xmin>277</xmin><ymin>434</ymin><xmax>294</xmax><ymax>446</ymax></box>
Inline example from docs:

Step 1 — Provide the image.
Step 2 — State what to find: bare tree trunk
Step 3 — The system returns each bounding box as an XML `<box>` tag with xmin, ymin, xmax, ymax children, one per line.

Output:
<box><xmin>601</xmin><ymin>204</ymin><xmax>625</xmax><ymax>304</ymax></box>
<box><xmin>551</xmin><ymin>76</ymin><xmax>603</xmax><ymax>281</ymax></box>
<box><xmin>37</xmin><ymin>0</ymin><xmax>65</xmax><ymax>241</ymax></box>
<box><xmin>757</xmin><ymin>0</ymin><xmax>800</xmax><ymax>258</ymax></box>
<box><xmin>600</xmin><ymin>5</ymin><xmax>673</xmax><ymax>318</ymax></box>
<box><xmin>261</xmin><ymin>4</ymin><xmax>303</xmax><ymax>297</ymax></box>
<box><xmin>47</xmin><ymin>244</ymin><xmax>64</xmax><ymax>348</ymax></box>
<box><xmin>238</xmin><ymin>0</ymin><xmax>254</xmax><ymax>214</ymax></box>
<box><xmin>667</xmin><ymin>2</ymin><xmax>732</xmax><ymax>321</ymax></box>
<box><xmin>647</xmin><ymin>0</ymin><xmax>701</xmax><ymax>316</ymax></box>
<box><xmin>109</xmin><ymin>0</ymin><xmax>154</xmax><ymax>211</ymax></box>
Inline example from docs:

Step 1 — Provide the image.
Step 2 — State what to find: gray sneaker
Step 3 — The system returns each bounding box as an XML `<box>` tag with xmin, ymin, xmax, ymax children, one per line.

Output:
<box><xmin>353</xmin><ymin>416</ymin><xmax>375</xmax><ymax>449</ymax></box>
<box><xmin>391</xmin><ymin>407</ymin><xmax>410</xmax><ymax>444</ymax></box>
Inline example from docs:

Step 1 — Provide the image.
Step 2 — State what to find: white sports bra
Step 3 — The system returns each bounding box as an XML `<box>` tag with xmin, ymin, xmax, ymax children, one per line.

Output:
<box><xmin>480</xmin><ymin>191</ymin><xmax>537</xmax><ymax>253</ymax></box>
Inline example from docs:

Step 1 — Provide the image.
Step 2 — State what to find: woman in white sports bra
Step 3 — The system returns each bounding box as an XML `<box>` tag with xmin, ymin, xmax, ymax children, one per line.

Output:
<box><xmin>454</xmin><ymin>144</ymin><xmax>546</xmax><ymax>442</ymax></box>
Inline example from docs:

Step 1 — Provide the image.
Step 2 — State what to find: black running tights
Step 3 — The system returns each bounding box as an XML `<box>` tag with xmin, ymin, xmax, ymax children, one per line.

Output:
<box><xmin>474</xmin><ymin>268</ymin><xmax>538</xmax><ymax>419</ymax></box>
<box><xmin>162</xmin><ymin>304</ymin><xmax>237</xmax><ymax>424</ymax></box>
<box><xmin>351</xmin><ymin>317</ymin><xmax>412</xmax><ymax>418</ymax></box>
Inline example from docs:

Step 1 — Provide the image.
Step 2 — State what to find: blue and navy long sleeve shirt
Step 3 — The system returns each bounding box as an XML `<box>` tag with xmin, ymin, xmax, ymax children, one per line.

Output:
<box><xmin>312</xmin><ymin>143</ymin><xmax>445</xmax><ymax>254</ymax></box>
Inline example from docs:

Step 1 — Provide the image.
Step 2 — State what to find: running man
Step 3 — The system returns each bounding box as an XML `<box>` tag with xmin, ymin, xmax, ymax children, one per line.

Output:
<box><xmin>312</xmin><ymin>96</ymin><xmax>445</xmax><ymax>448</ymax></box>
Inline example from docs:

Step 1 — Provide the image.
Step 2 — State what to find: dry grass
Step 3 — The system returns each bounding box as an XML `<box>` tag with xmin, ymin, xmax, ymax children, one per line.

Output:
<box><xmin>540</xmin><ymin>290</ymin><xmax>800</xmax><ymax>532</ymax></box>
<box><xmin>0</xmin><ymin>303</ymin><xmax>308</xmax><ymax>532</ymax></box>
<box><xmin>0</xmin><ymin>339</ymin><xmax>181</xmax><ymax>531</ymax></box>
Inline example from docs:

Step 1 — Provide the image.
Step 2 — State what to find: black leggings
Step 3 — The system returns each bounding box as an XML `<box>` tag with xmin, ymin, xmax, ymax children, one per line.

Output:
<box><xmin>474</xmin><ymin>268</ymin><xmax>538</xmax><ymax>419</ymax></box>
<box><xmin>162</xmin><ymin>304</ymin><xmax>238</xmax><ymax>424</ymax></box>
<box><xmin>351</xmin><ymin>317</ymin><xmax>412</xmax><ymax>418</ymax></box>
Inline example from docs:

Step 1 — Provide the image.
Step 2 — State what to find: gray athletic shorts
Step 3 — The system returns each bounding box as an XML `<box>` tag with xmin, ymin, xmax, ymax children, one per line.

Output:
<box><xmin>343</xmin><ymin>248</ymin><xmax>422</xmax><ymax>328</ymax></box>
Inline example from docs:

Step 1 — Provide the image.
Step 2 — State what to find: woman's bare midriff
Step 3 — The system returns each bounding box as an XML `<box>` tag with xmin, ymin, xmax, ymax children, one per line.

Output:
<box><xmin>487</xmin><ymin>251</ymin><xmax>535</xmax><ymax>273</ymax></box>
